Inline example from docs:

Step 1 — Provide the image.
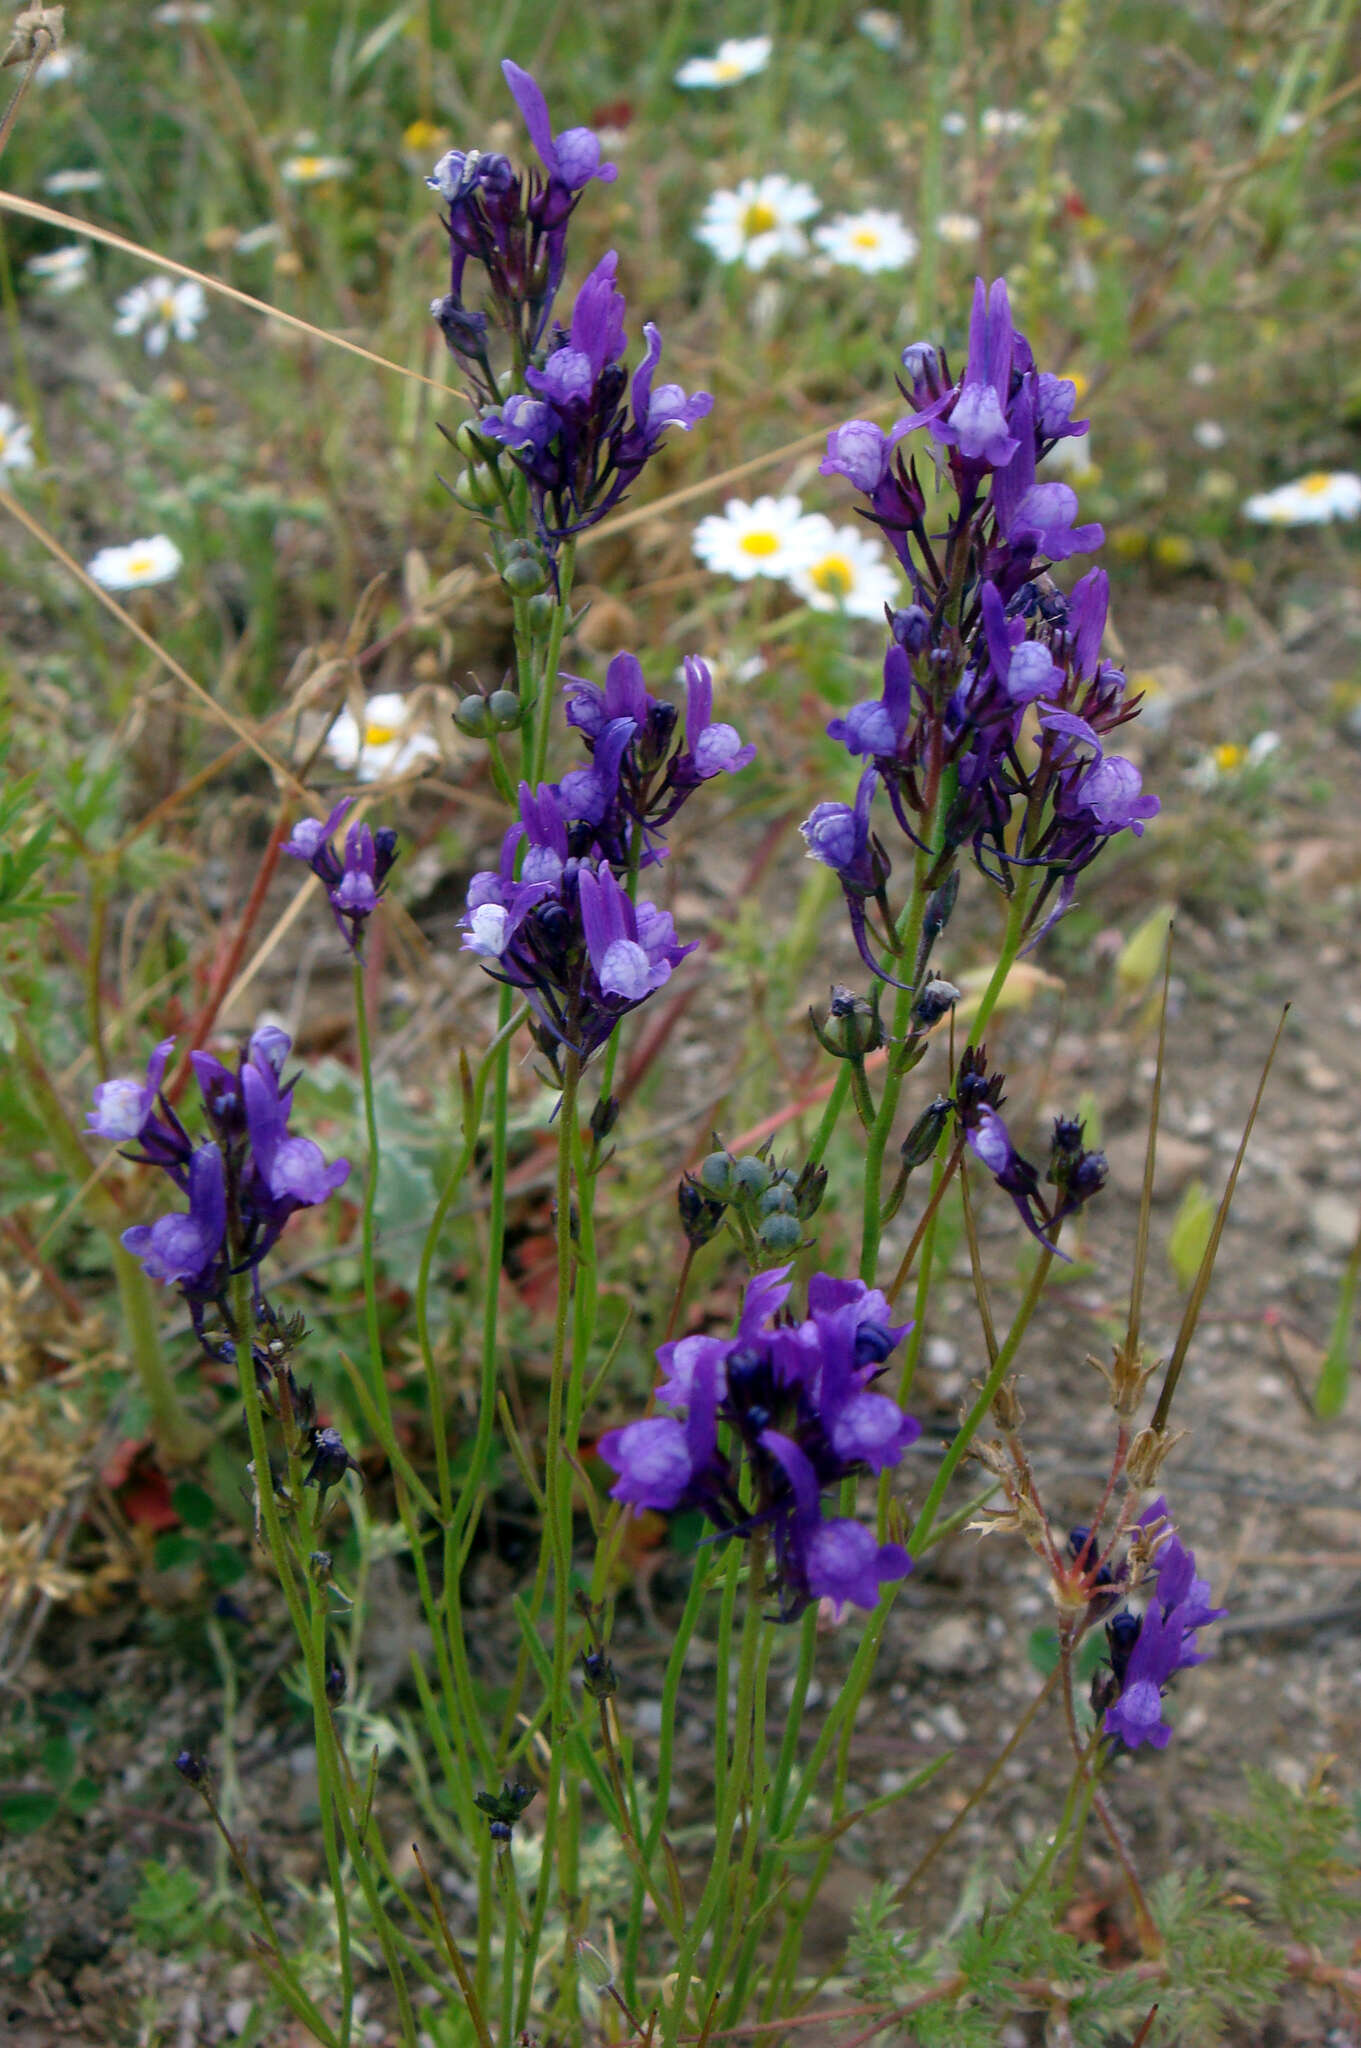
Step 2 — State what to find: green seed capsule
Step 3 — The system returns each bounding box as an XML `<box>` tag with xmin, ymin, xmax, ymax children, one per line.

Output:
<box><xmin>453</xmin><ymin>695</ymin><xmax>492</xmax><ymax>738</ymax></box>
<box><xmin>501</xmin><ymin>554</ymin><xmax>547</xmax><ymax>596</ymax></box>
<box><xmin>757</xmin><ymin>1212</ymin><xmax>801</xmax><ymax>1252</ymax></box>
<box><xmin>487</xmin><ymin>689</ymin><xmax>523</xmax><ymax>731</ymax></box>
<box><xmin>699</xmin><ymin>1151</ymin><xmax>735</xmax><ymax>1197</ymax></box>
<box><xmin>732</xmin><ymin>1156</ymin><xmax>771</xmax><ymax>1199</ymax></box>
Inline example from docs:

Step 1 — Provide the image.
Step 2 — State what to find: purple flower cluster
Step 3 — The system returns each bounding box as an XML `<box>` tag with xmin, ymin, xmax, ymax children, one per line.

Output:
<box><xmin>459</xmin><ymin>651</ymin><xmax>753</xmax><ymax>1067</ymax></box>
<box><xmin>1099</xmin><ymin>1498</ymin><xmax>1226</xmax><ymax>1751</ymax></box>
<box><xmin>598</xmin><ymin>1268</ymin><xmax>920</xmax><ymax>1621</ymax></box>
<box><xmin>953</xmin><ymin>1048</ymin><xmax>1108</xmax><ymax>1254</ymax></box>
<box><xmin>429</xmin><ymin>64</ymin><xmax>710</xmax><ymax>549</ymax></box>
<box><xmin>283</xmin><ymin>800</ymin><xmax>399</xmax><ymax>956</ymax></box>
<box><xmin>807</xmin><ymin>277</ymin><xmax>1158</xmax><ymax>960</ymax></box>
<box><xmin>88</xmin><ymin>1027</ymin><xmax>349</xmax><ymax>1351</ymax></box>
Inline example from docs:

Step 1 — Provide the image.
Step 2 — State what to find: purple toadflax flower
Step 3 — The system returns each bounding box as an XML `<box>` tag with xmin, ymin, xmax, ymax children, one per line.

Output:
<box><xmin>598</xmin><ymin>1268</ymin><xmax>920</xmax><ymax>1621</ymax></box>
<box><xmin>952</xmin><ymin>1047</ymin><xmax>1107</xmax><ymax>1254</ymax></box>
<box><xmin>1101</xmin><ymin>1498</ymin><xmax>1226</xmax><ymax>1751</ymax></box>
<box><xmin>283</xmin><ymin>798</ymin><xmax>400</xmax><ymax>954</ymax></box>
<box><xmin>477</xmin><ymin>252</ymin><xmax>712</xmax><ymax>545</ymax></box>
<box><xmin>808</xmin><ymin>276</ymin><xmax>1153</xmax><ymax>964</ymax></box>
<box><xmin>89</xmin><ymin>1025</ymin><xmax>349</xmax><ymax>1358</ymax></box>
<box><xmin>427</xmin><ymin>60</ymin><xmax>616</xmax><ymax>375</ymax></box>
<box><xmin>458</xmin><ymin>779</ymin><xmax>696</xmax><ymax>1071</ymax></box>
<box><xmin>557</xmin><ymin>649</ymin><xmax>754</xmax><ymax>861</ymax></box>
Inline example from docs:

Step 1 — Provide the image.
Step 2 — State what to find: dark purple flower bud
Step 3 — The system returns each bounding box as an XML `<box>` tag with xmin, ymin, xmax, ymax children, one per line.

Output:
<box><xmin>304</xmin><ymin>1425</ymin><xmax>362</xmax><ymax>1497</ymax></box>
<box><xmin>581</xmin><ymin>1648</ymin><xmax>617</xmax><ymax>1700</ymax></box>
<box><xmin>912</xmin><ymin>977</ymin><xmax>959</xmax><ymax>1030</ymax></box>
<box><xmin>325</xmin><ymin>1661</ymin><xmax>347</xmax><ymax>1705</ymax></box>
<box><xmin>174</xmin><ymin>1749</ymin><xmax>207</xmax><ymax>1785</ymax></box>
<box><xmin>678</xmin><ymin>1175</ymin><xmax>726</xmax><ymax>1249</ymax></box>
<box><xmin>890</xmin><ymin>604</ymin><xmax>931</xmax><ymax>656</ymax></box>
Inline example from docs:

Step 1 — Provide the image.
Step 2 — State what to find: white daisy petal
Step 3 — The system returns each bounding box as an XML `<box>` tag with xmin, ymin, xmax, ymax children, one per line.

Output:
<box><xmin>692</xmin><ymin>495</ymin><xmax>828</xmax><ymax>582</ymax></box>
<box><xmin>0</xmin><ymin>403</ymin><xmax>36</xmax><ymax>477</ymax></box>
<box><xmin>786</xmin><ymin>522</ymin><xmax>900</xmax><ymax>620</ymax></box>
<box><xmin>694</xmin><ymin>175</ymin><xmax>821</xmax><ymax>271</ymax></box>
<box><xmin>813</xmin><ymin>209</ymin><xmax>918</xmax><ymax>274</ymax></box>
<box><xmin>1242</xmin><ymin>471</ymin><xmax>1361</xmax><ymax>526</ymax></box>
<box><xmin>675</xmin><ymin>36</ymin><xmax>772</xmax><ymax>88</ymax></box>
<box><xmin>323</xmin><ymin>692</ymin><xmax>441</xmax><ymax>783</ymax></box>
<box><xmin>86</xmin><ymin>535</ymin><xmax>183</xmax><ymax>590</ymax></box>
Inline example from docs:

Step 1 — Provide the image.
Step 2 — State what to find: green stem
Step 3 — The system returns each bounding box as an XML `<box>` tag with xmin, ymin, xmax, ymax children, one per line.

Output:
<box><xmin>662</xmin><ymin>1538</ymin><xmax>770</xmax><ymax>2048</ymax></box>
<box><xmin>513</xmin><ymin>1049</ymin><xmax>581</xmax><ymax>2032</ymax></box>
<box><xmin>1316</xmin><ymin>1201</ymin><xmax>1361</xmax><ymax>1418</ymax></box>
<box><xmin>352</xmin><ymin>957</ymin><xmax>389</xmax><ymax>1412</ymax></box>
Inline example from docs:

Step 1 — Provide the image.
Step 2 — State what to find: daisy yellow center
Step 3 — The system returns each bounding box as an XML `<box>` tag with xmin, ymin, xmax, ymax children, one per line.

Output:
<box><xmin>810</xmin><ymin>554</ymin><xmax>855</xmax><ymax>597</ymax></box>
<box><xmin>1213</xmin><ymin>743</ymin><xmax>1243</xmax><ymax>772</ymax></box>
<box><xmin>126</xmin><ymin>551</ymin><xmax>159</xmax><ymax>578</ymax></box>
<box><xmin>0</xmin><ymin>431</ymin><xmax>8</xmax><ymax>454</ymax></box>
<box><xmin>741</xmin><ymin>201</ymin><xmax>779</xmax><ymax>236</ymax></box>
<box><xmin>404</xmin><ymin>119</ymin><xmax>443</xmax><ymax>152</ymax></box>
<box><xmin>714</xmin><ymin>58</ymin><xmax>743</xmax><ymax>79</ymax></box>
<box><xmin>851</xmin><ymin>229</ymin><xmax>881</xmax><ymax>249</ymax></box>
<box><xmin>364</xmin><ymin>721</ymin><xmax>399</xmax><ymax>747</ymax></box>
<box><xmin>738</xmin><ymin>530</ymin><xmax>781</xmax><ymax>558</ymax></box>
<box><xmin>1299</xmin><ymin>472</ymin><xmax>1334</xmax><ymax>495</ymax></box>
<box><xmin>293</xmin><ymin>156</ymin><xmax>324</xmax><ymax>178</ymax></box>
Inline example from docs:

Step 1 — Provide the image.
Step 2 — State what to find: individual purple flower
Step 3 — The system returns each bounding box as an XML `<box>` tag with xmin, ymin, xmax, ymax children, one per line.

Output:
<box><xmin>559</xmin><ymin>650</ymin><xmax>754</xmax><ymax>856</ymax></box>
<box><xmin>599</xmin><ymin>1267</ymin><xmax>920</xmax><ymax>1621</ymax></box>
<box><xmin>674</xmin><ymin>656</ymin><xmax>756</xmax><ymax>781</ymax></box>
<box><xmin>242</xmin><ymin>1058</ymin><xmax>351</xmax><ymax>1212</ymax></box>
<box><xmin>990</xmin><ymin>382</ymin><xmax>1103</xmax><ymax>563</ymax></box>
<box><xmin>122</xmin><ymin>1142</ymin><xmax>227</xmax><ymax>1291</ymax></box>
<box><xmin>283</xmin><ymin>799</ymin><xmax>400</xmax><ymax>954</ymax></box>
<box><xmin>928</xmin><ymin>276</ymin><xmax>1019</xmax><ymax>469</ymax></box>
<box><xmin>490</xmin><ymin>259</ymin><xmax>712</xmax><ymax>546</ymax></box>
<box><xmin>579</xmin><ymin>862</ymin><xmax>691</xmax><ymax>1000</ymax></box>
<box><xmin>1103</xmin><ymin>1500</ymin><xmax>1226</xmax><ymax>1751</ymax></box>
<box><xmin>87</xmin><ymin>1037</ymin><xmax>175</xmax><ymax>1144</ymax></box>
<box><xmin>501</xmin><ymin>59</ymin><xmax>617</xmax><ymax>194</ymax></box>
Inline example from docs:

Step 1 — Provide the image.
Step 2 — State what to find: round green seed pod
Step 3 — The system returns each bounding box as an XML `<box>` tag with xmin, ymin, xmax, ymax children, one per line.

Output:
<box><xmin>732</xmin><ymin>1155</ymin><xmax>771</xmax><ymax>1199</ymax></box>
<box><xmin>453</xmin><ymin>695</ymin><xmax>492</xmax><ymax>738</ymax></box>
<box><xmin>757</xmin><ymin>1212</ymin><xmax>802</xmax><ymax>1252</ymax></box>
<box><xmin>698</xmin><ymin>1151</ymin><xmax>735</xmax><ymax>1198</ymax></box>
<box><xmin>487</xmin><ymin>689</ymin><xmax>524</xmax><ymax>731</ymax></box>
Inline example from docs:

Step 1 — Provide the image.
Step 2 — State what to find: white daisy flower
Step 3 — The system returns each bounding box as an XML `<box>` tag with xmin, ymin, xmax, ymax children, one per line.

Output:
<box><xmin>785</xmin><ymin>517</ymin><xmax>899</xmax><ymax>620</ymax></box>
<box><xmin>114</xmin><ymin>274</ymin><xmax>207</xmax><ymax>356</ymax></box>
<box><xmin>0</xmin><ymin>403</ymin><xmax>36</xmax><ymax>477</ymax></box>
<box><xmin>1192</xmin><ymin>420</ymin><xmax>1226</xmax><ymax>451</ymax></box>
<box><xmin>981</xmin><ymin>107</ymin><xmax>1030</xmax><ymax>138</ymax></box>
<box><xmin>814</xmin><ymin>209</ymin><xmax>918</xmax><ymax>273</ymax></box>
<box><xmin>323</xmin><ymin>693</ymin><xmax>442</xmax><ymax>782</ymax></box>
<box><xmin>1134</xmin><ymin>146</ymin><xmax>1172</xmax><ymax>176</ymax></box>
<box><xmin>675</xmin><ymin>35</ymin><xmax>772</xmax><ymax>88</ymax></box>
<box><xmin>42</xmin><ymin>167</ymin><xmax>105</xmax><ymax>195</ymax></box>
<box><xmin>87</xmin><ymin>535</ymin><xmax>183</xmax><ymax>591</ymax></box>
<box><xmin>1188</xmin><ymin>361</ymin><xmax>1215</xmax><ymax>387</ymax></box>
<box><xmin>26</xmin><ymin>244</ymin><xmax>89</xmax><ymax>293</ymax></box>
<box><xmin>941</xmin><ymin>110</ymin><xmax>967</xmax><ymax>136</ymax></box>
<box><xmin>281</xmin><ymin>154</ymin><xmax>352</xmax><ymax>185</ymax></box>
<box><xmin>1275</xmin><ymin>110</ymin><xmax>1306</xmax><ymax>137</ymax></box>
<box><xmin>935</xmin><ymin>210</ymin><xmax>981</xmax><ymax>245</ymax></box>
<box><xmin>856</xmin><ymin>11</ymin><xmax>902</xmax><ymax>51</ymax></box>
<box><xmin>694</xmin><ymin>175</ymin><xmax>820</xmax><ymax>271</ymax></box>
<box><xmin>1242</xmin><ymin>471</ymin><xmax>1361</xmax><ymax>526</ymax></box>
<box><xmin>692</xmin><ymin>495</ymin><xmax>823</xmax><ymax>582</ymax></box>
<box><xmin>1187</xmin><ymin>732</ymin><xmax>1281</xmax><ymax>790</ymax></box>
